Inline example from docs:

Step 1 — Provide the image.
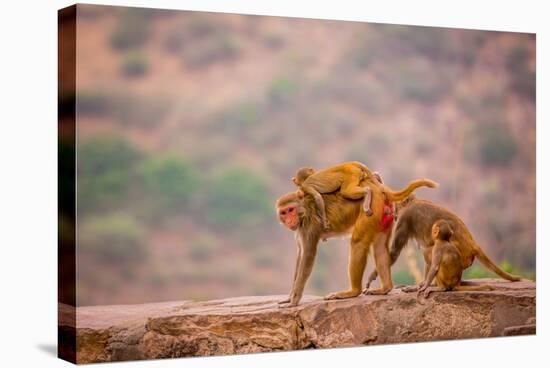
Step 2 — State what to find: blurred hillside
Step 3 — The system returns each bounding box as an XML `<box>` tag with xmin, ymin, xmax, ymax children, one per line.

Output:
<box><xmin>60</xmin><ymin>5</ymin><xmax>535</xmax><ymax>306</ymax></box>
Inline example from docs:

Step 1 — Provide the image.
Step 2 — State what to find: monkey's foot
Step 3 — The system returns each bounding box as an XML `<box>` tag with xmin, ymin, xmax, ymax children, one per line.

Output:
<box><xmin>401</xmin><ymin>285</ymin><xmax>420</xmax><ymax>293</ymax></box>
<box><xmin>363</xmin><ymin>287</ymin><xmax>392</xmax><ymax>295</ymax></box>
<box><xmin>364</xmin><ymin>207</ymin><xmax>373</xmax><ymax>216</ymax></box>
<box><xmin>324</xmin><ymin>289</ymin><xmax>361</xmax><ymax>300</ymax></box>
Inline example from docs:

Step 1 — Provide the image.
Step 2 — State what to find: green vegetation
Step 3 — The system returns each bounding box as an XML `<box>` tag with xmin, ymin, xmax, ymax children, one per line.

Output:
<box><xmin>392</xmin><ymin>269</ymin><xmax>416</xmax><ymax>285</ymax></box>
<box><xmin>78</xmin><ymin>137</ymin><xmax>142</xmax><ymax>213</ymax></box>
<box><xmin>110</xmin><ymin>9</ymin><xmax>151</xmax><ymax>50</ymax></box>
<box><xmin>267</xmin><ymin>76</ymin><xmax>299</xmax><ymax>106</ymax></box>
<box><xmin>79</xmin><ymin>213</ymin><xmax>148</xmax><ymax>264</ymax></box>
<box><xmin>463</xmin><ymin>260</ymin><xmax>518</xmax><ymax>279</ymax></box>
<box><xmin>475</xmin><ymin>123</ymin><xmax>518</xmax><ymax>166</ymax></box>
<box><xmin>121</xmin><ymin>51</ymin><xmax>149</xmax><ymax>77</ymax></box>
<box><xmin>138</xmin><ymin>155</ymin><xmax>199</xmax><ymax>206</ymax></box>
<box><xmin>209</xmin><ymin>101</ymin><xmax>260</xmax><ymax>137</ymax></box>
<box><xmin>204</xmin><ymin>167</ymin><xmax>272</xmax><ymax>229</ymax></box>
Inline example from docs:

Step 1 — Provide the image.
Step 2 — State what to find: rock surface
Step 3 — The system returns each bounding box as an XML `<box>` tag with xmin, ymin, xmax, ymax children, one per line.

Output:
<box><xmin>60</xmin><ymin>279</ymin><xmax>536</xmax><ymax>364</ymax></box>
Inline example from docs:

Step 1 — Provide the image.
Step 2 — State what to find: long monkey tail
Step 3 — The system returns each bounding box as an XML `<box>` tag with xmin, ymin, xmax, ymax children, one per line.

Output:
<box><xmin>384</xmin><ymin>179</ymin><xmax>438</xmax><ymax>203</ymax></box>
<box><xmin>474</xmin><ymin>246</ymin><xmax>522</xmax><ymax>281</ymax></box>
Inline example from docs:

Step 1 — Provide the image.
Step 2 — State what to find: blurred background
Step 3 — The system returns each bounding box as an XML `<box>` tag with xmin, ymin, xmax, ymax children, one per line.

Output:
<box><xmin>59</xmin><ymin>5</ymin><xmax>535</xmax><ymax>306</ymax></box>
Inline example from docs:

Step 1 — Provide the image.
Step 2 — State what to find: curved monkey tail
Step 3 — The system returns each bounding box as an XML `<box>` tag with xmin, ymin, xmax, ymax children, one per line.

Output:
<box><xmin>474</xmin><ymin>246</ymin><xmax>522</xmax><ymax>281</ymax></box>
<box><xmin>385</xmin><ymin>179</ymin><xmax>438</xmax><ymax>203</ymax></box>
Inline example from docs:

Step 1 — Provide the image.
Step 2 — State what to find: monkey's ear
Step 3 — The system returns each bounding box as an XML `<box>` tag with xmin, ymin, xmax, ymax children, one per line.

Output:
<box><xmin>292</xmin><ymin>177</ymin><xmax>298</xmax><ymax>184</ymax></box>
<box><xmin>297</xmin><ymin>189</ymin><xmax>304</xmax><ymax>199</ymax></box>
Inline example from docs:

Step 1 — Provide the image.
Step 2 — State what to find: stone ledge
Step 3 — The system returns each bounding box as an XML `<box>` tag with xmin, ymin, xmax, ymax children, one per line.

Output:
<box><xmin>59</xmin><ymin>279</ymin><xmax>536</xmax><ymax>364</ymax></box>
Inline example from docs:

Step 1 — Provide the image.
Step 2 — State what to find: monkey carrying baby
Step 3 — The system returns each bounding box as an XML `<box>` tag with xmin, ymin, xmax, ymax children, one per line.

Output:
<box><xmin>292</xmin><ymin>162</ymin><xmax>392</xmax><ymax>231</ymax></box>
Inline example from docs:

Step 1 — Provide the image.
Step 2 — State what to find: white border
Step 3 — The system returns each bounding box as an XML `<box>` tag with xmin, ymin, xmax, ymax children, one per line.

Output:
<box><xmin>0</xmin><ymin>1</ymin><xmax>546</xmax><ymax>367</ymax></box>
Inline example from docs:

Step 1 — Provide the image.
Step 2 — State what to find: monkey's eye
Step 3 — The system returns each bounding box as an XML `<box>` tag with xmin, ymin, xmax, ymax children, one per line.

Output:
<box><xmin>288</xmin><ymin>207</ymin><xmax>294</xmax><ymax>213</ymax></box>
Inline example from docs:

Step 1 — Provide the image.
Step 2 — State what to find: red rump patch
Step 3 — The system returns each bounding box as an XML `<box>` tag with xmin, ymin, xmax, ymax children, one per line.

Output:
<box><xmin>380</xmin><ymin>201</ymin><xmax>394</xmax><ymax>232</ymax></box>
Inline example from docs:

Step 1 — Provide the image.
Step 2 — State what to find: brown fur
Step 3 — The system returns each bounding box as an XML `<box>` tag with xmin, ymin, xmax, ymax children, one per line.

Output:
<box><xmin>365</xmin><ymin>196</ymin><xmax>521</xmax><ymax>290</ymax></box>
<box><xmin>292</xmin><ymin>162</ymin><xmax>377</xmax><ymax>230</ymax></box>
<box><xmin>416</xmin><ymin>220</ymin><xmax>495</xmax><ymax>298</ymax></box>
<box><xmin>276</xmin><ymin>177</ymin><xmax>438</xmax><ymax>306</ymax></box>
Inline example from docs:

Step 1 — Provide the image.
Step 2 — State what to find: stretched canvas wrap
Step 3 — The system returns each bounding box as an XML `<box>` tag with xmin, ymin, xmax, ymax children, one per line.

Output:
<box><xmin>58</xmin><ymin>4</ymin><xmax>536</xmax><ymax>364</ymax></box>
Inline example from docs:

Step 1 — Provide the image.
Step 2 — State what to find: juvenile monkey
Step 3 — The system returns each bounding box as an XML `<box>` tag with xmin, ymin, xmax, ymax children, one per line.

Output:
<box><xmin>292</xmin><ymin>162</ymin><xmax>377</xmax><ymax>231</ymax></box>
<box><xmin>417</xmin><ymin>220</ymin><xmax>494</xmax><ymax>298</ymax></box>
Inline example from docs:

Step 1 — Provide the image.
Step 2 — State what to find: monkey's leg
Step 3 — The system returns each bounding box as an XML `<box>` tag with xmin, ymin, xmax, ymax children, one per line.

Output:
<box><xmin>366</xmin><ymin>224</ymin><xmax>411</xmax><ymax>288</ymax></box>
<box><xmin>340</xmin><ymin>177</ymin><xmax>370</xmax><ymax>200</ymax></box>
<box><xmin>364</xmin><ymin>233</ymin><xmax>393</xmax><ymax>295</ymax></box>
<box><xmin>280</xmin><ymin>232</ymin><xmax>320</xmax><ymax>307</ymax></box>
<box><xmin>302</xmin><ymin>185</ymin><xmax>330</xmax><ymax>231</ymax></box>
<box><xmin>325</xmin><ymin>232</ymin><xmax>370</xmax><ymax>300</ymax></box>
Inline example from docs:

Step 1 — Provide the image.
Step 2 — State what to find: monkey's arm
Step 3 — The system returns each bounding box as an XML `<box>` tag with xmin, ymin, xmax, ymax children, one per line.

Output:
<box><xmin>278</xmin><ymin>236</ymin><xmax>303</xmax><ymax>305</ymax></box>
<box><xmin>362</xmin><ymin>186</ymin><xmax>373</xmax><ymax>216</ymax></box>
<box><xmin>418</xmin><ymin>249</ymin><xmax>441</xmax><ymax>295</ymax></box>
<box><xmin>280</xmin><ymin>232</ymin><xmax>320</xmax><ymax>307</ymax></box>
<box><xmin>366</xmin><ymin>225</ymin><xmax>409</xmax><ymax>289</ymax></box>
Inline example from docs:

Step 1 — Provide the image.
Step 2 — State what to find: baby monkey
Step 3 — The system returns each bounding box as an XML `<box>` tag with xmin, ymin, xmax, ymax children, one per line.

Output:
<box><xmin>292</xmin><ymin>162</ymin><xmax>376</xmax><ymax>231</ymax></box>
<box><xmin>418</xmin><ymin>219</ymin><xmax>494</xmax><ymax>298</ymax></box>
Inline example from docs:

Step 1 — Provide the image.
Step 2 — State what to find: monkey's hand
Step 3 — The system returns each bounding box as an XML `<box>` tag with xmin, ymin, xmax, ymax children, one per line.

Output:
<box><xmin>401</xmin><ymin>284</ymin><xmax>421</xmax><ymax>293</ymax></box>
<box><xmin>277</xmin><ymin>300</ymin><xmax>298</xmax><ymax>308</ymax></box>
<box><xmin>417</xmin><ymin>286</ymin><xmax>430</xmax><ymax>300</ymax></box>
<box><xmin>364</xmin><ymin>208</ymin><xmax>373</xmax><ymax>216</ymax></box>
<box><xmin>323</xmin><ymin>220</ymin><xmax>331</xmax><ymax>232</ymax></box>
<box><xmin>277</xmin><ymin>297</ymin><xmax>291</xmax><ymax>305</ymax></box>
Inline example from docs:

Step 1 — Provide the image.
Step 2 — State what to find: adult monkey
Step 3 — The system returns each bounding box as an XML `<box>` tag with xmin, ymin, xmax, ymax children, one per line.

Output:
<box><xmin>276</xmin><ymin>178</ymin><xmax>437</xmax><ymax>307</ymax></box>
<box><xmin>365</xmin><ymin>196</ymin><xmax>521</xmax><ymax>292</ymax></box>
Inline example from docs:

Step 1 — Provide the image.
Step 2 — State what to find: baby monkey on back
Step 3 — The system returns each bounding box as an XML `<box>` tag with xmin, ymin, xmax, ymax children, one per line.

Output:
<box><xmin>418</xmin><ymin>219</ymin><xmax>494</xmax><ymax>298</ymax></box>
<box><xmin>292</xmin><ymin>162</ymin><xmax>376</xmax><ymax>230</ymax></box>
